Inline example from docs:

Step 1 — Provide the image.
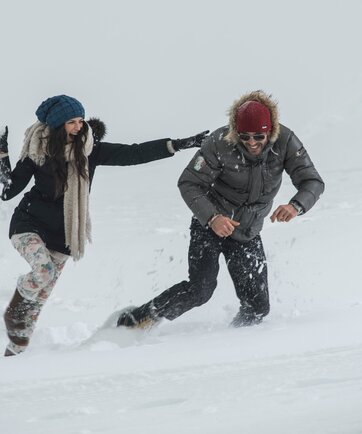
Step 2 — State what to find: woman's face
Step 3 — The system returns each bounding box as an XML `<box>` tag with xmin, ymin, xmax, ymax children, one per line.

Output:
<box><xmin>64</xmin><ymin>117</ymin><xmax>84</xmax><ymax>142</ymax></box>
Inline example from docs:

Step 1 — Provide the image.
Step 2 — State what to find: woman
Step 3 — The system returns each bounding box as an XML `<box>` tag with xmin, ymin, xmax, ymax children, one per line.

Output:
<box><xmin>0</xmin><ymin>94</ymin><xmax>208</xmax><ymax>356</ymax></box>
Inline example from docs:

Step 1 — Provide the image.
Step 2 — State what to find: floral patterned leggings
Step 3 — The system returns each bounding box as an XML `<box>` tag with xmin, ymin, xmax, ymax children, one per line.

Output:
<box><xmin>4</xmin><ymin>233</ymin><xmax>68</xmax><ymax>355</ymax></box>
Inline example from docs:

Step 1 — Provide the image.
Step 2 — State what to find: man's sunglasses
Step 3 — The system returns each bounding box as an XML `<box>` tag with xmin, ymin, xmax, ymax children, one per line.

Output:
<box><xmin>238</xmin><ymin>133</ymin><xmax>267</xmax><ymax>142</ymax></box>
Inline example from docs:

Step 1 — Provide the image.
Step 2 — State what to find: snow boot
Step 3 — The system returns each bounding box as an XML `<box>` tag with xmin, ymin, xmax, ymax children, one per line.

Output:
<box><xmin>3</xmin><ymin>289</ymin><xmax>39</xmax><ymax>356</ymax></box>
<box><xmin>117</xmin><ymin>303</ymin><xmax>160</xmax><ymax>330</ymax></box>
<box><xmin>230</xmin><ymin>305</ymin><xmax>263</xmax><ymax>328</ymax></box>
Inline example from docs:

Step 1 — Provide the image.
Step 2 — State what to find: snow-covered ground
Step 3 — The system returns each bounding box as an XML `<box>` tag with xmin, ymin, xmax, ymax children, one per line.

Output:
<box><xmin>1</xmin><ymin>146</ymin><xmax>361</xmax><ymax>433</ymax></box>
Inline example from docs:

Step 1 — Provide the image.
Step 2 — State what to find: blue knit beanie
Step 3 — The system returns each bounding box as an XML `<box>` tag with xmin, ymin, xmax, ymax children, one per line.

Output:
<box><xmin>36</xmin><ymin>95</ymin><xmax>85</xmax><ymax>128</ymax></box>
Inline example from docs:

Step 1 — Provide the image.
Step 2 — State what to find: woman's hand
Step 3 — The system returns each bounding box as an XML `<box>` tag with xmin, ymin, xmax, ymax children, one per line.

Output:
<box><xmin>0</xmin><ymin>126</ymin><xmax>9</xmax><ymax>155</ymax></box>
<box><xmin>0</xmin><ymin>126</ymin><xmax>11</xmax><ymax>186</ymax></box>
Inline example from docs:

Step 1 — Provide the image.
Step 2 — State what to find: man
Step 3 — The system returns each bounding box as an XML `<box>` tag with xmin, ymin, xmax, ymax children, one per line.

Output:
<box><xmin>117</xmin><ymin>90</ymin><xmax>325</xmax><ymax>329</ymax></box>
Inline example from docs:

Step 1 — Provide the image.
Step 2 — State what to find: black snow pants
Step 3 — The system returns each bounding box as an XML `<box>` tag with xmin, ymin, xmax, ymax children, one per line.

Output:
<box><xmin>151</xmin><ymin>218</ymin><xmax>270</xmax><ymax>320</ymax></box>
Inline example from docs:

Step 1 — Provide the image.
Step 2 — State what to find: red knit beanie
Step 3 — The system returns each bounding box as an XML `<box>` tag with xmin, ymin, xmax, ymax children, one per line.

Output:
<box><xmin>235</xmin><ymin>101</ymin><xmax>272</xmax><ymax>133</ymax></box>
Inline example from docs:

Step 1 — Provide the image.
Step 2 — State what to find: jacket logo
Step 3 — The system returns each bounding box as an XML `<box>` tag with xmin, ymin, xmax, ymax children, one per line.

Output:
<box><xmin>194</xmin><ymin>156</ymin><xmax>206</xmax><ymax>171</ymax></box>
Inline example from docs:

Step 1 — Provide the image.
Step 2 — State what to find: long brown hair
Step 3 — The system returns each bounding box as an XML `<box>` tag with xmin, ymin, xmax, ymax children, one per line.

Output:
<box><xmin>46</xmin><ymin>122</ymin><xmax>89</xmax><ymax>198</ymax></box>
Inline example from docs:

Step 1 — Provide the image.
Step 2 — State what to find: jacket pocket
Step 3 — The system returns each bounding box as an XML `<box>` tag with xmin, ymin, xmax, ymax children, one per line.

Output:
<box><xmin>235</xmin><ymin>202</ymin><xmax>271</xmax><ymax>236</ymax></box>
<box><xmin>19</xmin><ymin>196</ymin><xmax>63</xmax><ymax>231</ymax></box>
<box><xmin>235</xmin><ymin>206</ymin><xmax>257</xmax><ymax>232</ymax></box>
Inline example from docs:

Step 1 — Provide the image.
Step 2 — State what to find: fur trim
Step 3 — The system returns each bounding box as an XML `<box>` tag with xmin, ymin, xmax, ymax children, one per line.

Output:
<box><xmin>86</xmin><ymin>118</ymin><xmax>107</xmax><ymax>142</ymax></box>
<box><xmin>225</xmin><ymin>90</ymin><xmax>280</xmax><ymax>144</ymax></box>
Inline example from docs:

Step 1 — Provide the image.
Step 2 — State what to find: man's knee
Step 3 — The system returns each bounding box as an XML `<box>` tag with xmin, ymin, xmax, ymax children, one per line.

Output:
<box><xmin>192</xmin><ymin>277</ymin><xmax>217</xmax><ymax>305</ymax></box>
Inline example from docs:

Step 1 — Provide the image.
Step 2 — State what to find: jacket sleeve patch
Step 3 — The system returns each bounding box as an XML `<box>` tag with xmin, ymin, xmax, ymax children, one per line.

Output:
<box><xmin>193</xmin><ymin>156</ymin><xmax>206</xmax><ymax>171</ymax></box>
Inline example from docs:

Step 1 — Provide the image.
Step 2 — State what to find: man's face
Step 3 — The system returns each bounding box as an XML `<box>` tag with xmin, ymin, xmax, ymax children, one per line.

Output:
<box><xmin>238</xmin><ymin>132</ymin><xmax>269</xmax><ymax>156</ymax></box>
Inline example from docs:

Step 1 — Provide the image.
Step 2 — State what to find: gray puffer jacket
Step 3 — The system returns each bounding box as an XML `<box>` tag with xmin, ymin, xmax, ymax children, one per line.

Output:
<box><xmin>178</xmin><ymin>91</ymin><xmax>325</xmax><ymax>242</ymax></box>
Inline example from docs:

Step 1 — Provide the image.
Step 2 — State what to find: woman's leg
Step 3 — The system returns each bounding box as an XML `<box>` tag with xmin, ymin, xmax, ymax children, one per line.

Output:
<box><xmin>4</xmin><ymin>233</ymin><xmax>68</xmax><ymax>356</ymax></box>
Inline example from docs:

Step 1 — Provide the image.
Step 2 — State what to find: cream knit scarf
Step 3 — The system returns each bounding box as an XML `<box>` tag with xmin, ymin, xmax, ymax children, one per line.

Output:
<box><xmin>20</xmin><ymin>121</ymin><xmax>94</xmax><ymax>261</ymax></box>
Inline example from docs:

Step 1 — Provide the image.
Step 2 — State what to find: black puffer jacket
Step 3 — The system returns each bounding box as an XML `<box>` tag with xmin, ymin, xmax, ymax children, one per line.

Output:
<box><xmin>1</xmin><ymin>136</ymin><xmax>173</xmax><ymax>254</ymax></box>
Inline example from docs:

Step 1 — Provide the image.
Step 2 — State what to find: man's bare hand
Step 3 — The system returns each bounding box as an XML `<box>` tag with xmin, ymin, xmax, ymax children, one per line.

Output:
<box><xmin>270</xmin><ymin>204</ymin><xmax>298</xmax><ymax>223</ymax></box>
<box><xmin>210</xmin><ymin>215</ymin><xmax>240</xmax><ymax>237</ymax></box>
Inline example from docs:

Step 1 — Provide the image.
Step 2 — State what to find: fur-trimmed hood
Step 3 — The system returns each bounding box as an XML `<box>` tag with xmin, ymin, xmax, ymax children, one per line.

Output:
<box><xmin>225</xmin><ymin>90</ymin><xmax>280</xmax><ymax>144</ymax></box>
<box><xmin>86</xmin><ymin>117</ymin><xmax>107</xmax><ymax>142</ymax></box>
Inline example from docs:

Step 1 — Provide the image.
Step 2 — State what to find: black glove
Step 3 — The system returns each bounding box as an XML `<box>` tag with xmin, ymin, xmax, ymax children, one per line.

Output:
<box><xmin>172</xmin><ymin>130</ymin><xmax>209</xmax><ymax>151</ymax></box>
<box><xmin>0</xmin><ymin>126</ymin><xmax>8</xmax><ymax>153</ymax></box>
<box><xmin>0</xmin><ymin>126</ymin><xmax>11</xmax><ymax>186</ymax></box>
<box><xmin>0</xmin><ymin>158</ymin><xmax>11</xmax><ymax>185</ymax></box>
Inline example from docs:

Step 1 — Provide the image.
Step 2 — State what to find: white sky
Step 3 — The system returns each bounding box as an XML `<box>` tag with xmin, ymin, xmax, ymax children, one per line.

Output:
<box><xmin>1</xmin><ymin>0</ymin><xmax>362</xmax><ymax>170</ymax></box>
